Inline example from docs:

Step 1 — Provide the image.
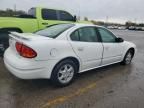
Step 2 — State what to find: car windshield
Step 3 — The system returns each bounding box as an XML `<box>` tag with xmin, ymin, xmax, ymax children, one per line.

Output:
<box><xmin>35</xmin><ymin>24</ymin><xmax>75</xmax><ymax>38</ymax></box>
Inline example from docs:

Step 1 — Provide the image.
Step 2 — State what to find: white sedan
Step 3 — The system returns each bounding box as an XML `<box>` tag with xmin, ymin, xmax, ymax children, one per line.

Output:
<box><xmin>4</xmin><ymin>23</ymin><xmax>136</xmax><ymax>86</ymax></box>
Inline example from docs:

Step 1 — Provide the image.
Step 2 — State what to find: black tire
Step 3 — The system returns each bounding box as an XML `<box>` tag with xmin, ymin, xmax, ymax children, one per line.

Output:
<box><xmin>0</xmin><ymin>32</ymin><xmax>9</xmax><ymax>57</ymax></box>
<box><xmin>121</xmin><ymin>50</ymin><xmax>133</xmax><ymax>65</ymax></box>
<box><xmin>0</xmin><ymin>29</ymin><xmax>22</xmax><ymax>56</ymax></box>
<box><xmin>50</xmin><ymin>59</ymin><xmax>78</xmax><ymax>87</ymax></box>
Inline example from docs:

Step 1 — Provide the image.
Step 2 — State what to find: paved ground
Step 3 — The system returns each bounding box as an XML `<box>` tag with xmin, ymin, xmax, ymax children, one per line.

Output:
<box><xmin>0</xmin><ymin>30</ymin><xmax>144</xmax><ymax>108</ymax></box>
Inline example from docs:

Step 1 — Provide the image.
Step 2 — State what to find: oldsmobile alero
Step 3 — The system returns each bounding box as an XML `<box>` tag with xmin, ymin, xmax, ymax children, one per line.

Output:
<box><xmin>4</xmin><ymin>23</ymin><xmax>136</xmax><ymax>86</ymax></box>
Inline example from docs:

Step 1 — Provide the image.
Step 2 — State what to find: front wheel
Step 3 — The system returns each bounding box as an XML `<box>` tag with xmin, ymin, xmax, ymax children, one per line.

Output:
<box><xmin>50</xmin><ymin>59</ymin><xmax>77</xmax><ymax>87</ymax></box>
<box><xmin>121</xmin><ymin>50</ymin><xmax>133</xmax><ymax>65</ymax></box>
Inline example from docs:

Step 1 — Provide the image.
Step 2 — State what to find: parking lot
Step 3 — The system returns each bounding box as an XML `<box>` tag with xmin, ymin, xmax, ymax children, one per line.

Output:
<box><xmin>0</xmin><ymin>29</ymin><xmax>144</xmax><ymax>108</ymax></box>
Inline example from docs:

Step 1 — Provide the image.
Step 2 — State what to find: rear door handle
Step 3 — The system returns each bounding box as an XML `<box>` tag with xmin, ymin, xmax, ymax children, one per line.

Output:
<box><xmin>78</xmin><ymin>47</ymin><xmax>84</xmax><ymax>51</ymax></box>
<box><xmin>105</xmin><ymin>46</ymin><xmax>110</xmax><ymax>50</ymax></box>
<box><xmin>42</xmin><ymin>23</ymin><xmax>48</xmax><ymax>25</ymax></box>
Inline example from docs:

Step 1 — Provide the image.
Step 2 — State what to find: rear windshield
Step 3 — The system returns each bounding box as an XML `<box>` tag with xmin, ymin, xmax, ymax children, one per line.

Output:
<box><xmin>35</xmin><ymin>24</ymin><xmax>75</xmax><ymax>38</ymax></box>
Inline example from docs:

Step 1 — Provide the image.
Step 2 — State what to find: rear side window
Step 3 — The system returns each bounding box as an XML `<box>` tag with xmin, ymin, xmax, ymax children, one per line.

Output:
<box><xmin>58</xmin><ymin>10</ymin><xmax>74</xmax><ymax>21</ymax></box>
<box><xmin>70</xmin><ymin>27</ymin><xmax>99</xmax><ymax>42</ymax></box>
<box><xmin>42</xmin><ymin>9</ymin><xmax>58</xmax><ymax>20</ymax></box>
<box><xmin>70</xmin><ymin>30</ymin><xmax>79</xmax><ymax>41</ymax></box>
<box><xmin>28</xmin><ymin>8</ymin><xmax>36</xmax><ymax>17</ymax></box>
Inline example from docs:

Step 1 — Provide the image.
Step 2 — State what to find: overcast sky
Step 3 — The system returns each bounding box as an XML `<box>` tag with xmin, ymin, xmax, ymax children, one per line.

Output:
<box><xmin>0</xmin><ymin>0</ymin><xmax>144</xmax><ymax>23</ymax></box>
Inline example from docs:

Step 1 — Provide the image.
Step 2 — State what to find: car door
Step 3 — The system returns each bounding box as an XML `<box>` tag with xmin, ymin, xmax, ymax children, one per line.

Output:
<box><xmin>98</xmin><ymin>27</ymin><xmax>124</xmax><ymax>65</ymax></box>
<box><xmin>69</xmin><ymin>27</ymin><xmax>103</xmax><ymax>71</ymax></box>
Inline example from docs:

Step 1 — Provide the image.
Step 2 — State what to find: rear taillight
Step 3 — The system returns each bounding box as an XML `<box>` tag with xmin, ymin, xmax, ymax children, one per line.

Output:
<box><xmin>15</xmin><ymin>42</ymin><xmax>37</xmax><ymax>58</ymax></box>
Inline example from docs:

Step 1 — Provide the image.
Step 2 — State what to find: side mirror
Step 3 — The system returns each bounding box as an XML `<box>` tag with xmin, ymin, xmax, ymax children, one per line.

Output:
<box><xmin>73</xmin><ymin>15</ymin><xmax>77</xmax><ymax>22</ymax></box>
<box><xmin>115</xmin><ymin>37</ymin><xmax>124</xmax><ymax>43</ymax></box>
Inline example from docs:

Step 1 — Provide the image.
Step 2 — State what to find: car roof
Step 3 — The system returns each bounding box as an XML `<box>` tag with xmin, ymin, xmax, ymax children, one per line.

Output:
<box><xmin>33</xmin><ymin>7</ymin><xmax>73</xmax><ymax>14</ymax></box>
<box><xmin>73</xmin><ymin>23</ymin><xmax>102</xmax><ymax>28</ymax></box>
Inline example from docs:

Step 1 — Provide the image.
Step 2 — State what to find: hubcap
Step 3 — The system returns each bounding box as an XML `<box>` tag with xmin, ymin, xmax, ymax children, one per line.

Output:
<box><xmin>125</xmin><ymin>52</ymin><xmax>132</xmax><ymax>64</ymax></box>
<box><xmin>58</xmin><ymin>64</ymin><xmax>74</xmax><ymax>84</ymax></box>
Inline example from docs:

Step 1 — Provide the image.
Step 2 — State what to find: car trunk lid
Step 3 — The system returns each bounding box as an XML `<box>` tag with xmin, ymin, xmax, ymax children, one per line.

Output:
<box><xmin>9</xmin><ymin>32</ymin><xmax>53</xmax><ymax>56</ymax></box>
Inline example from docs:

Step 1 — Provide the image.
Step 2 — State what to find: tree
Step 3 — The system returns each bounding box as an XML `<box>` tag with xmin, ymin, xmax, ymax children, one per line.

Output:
<box><xmin>125</xmin><ymin>21</ymin><xmax>136</xmax><ymax>28</ymax></box>
<box><xmin>0</xmin><ymin>8</ymin><xmax>26</xmax><ymax>17</ymax></box>
<box><xmin>91</xmin><ymin>20</ymin><xmax>104</xmax><ymax>25</ymax></box>
<box><xmin>84</xmin><ymin>17</ymin><xmax>88</xmax><ymax>21</ymax></box>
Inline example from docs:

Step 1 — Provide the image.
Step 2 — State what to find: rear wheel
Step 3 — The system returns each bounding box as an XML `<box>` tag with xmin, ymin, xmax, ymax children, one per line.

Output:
<box><xmin>0</xmin><ymin>29</ymin><xmax>22</xmax><ymax>56</ymax></box>
<box><xmin>121</xmin><ymin>50</ymin><xmax>133</xmax><ymax>65</ymax></box>
<box><xmin>0</xmin><ymin>32</ymin><xmax>9</xmax><ymax>57</ymax></box>
<box><xmin>51</xmin><ymin>59</ymin><xmax>77</xmax><ymax>87</ymax></box>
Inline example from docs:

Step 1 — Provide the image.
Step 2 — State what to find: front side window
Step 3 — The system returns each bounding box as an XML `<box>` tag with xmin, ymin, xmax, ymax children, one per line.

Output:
<box><xmin>42</xmin><ymin>9</ymin><xmax>57</xmax><ymax>20</ymax></box>
<box><xmin>98</xmin><ymin>28</ymin><xmax>116</xmax><ymax>42</ymax></box>
<box><xmin>70</xmin><ymin>27</ymin><xmax>98</xmax><ymax>42</ymax></box>
<box><xmin>58</xmin><ymin>10</ymin><xmax>74</xmax><ymax>21</ymax></box>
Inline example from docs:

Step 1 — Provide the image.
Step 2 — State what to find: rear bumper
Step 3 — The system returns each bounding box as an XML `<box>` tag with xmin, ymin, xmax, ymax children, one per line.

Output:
<box><xmin>4</xmin><ymin>59</ymin><xmax>47</xmax><ymax>79</ymax></box>
<box><xmin>4</xmin><ymin>48</ymin><xmax>58</xmax><ymax>79</ymax></box>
